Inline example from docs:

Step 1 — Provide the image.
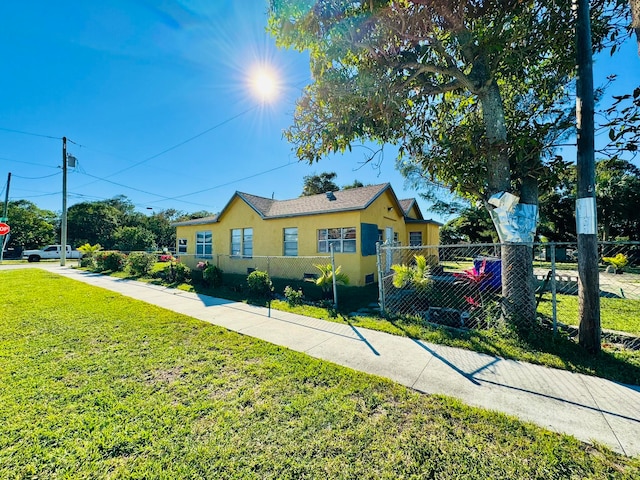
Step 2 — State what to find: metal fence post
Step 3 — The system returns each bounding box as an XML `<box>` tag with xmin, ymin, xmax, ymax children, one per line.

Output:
<box><xmin>330</xmin><ymin>244</ymin><xmax>338</xmax><ymax>309</ymax></box>
<box><xmin>551</xmin><ymin>243</ymin><xmax>557</xmax><ymax>336</ymax></box>
<box><xmin>376</xmin><ymin>242</ymin><xmax>385</xmax><ymax>314</ymax></box>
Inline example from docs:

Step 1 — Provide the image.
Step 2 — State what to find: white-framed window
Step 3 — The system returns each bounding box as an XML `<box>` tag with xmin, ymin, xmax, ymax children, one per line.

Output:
<box><xmin>409</xmin><ymin>231</ymin><xmax>423</xmax><ymax>247</ymax></box>
<box><xmin>283</xmin><ymin>227</ymin><xmax>298</xmax><ymax>256</ymax></box>
<box><xmin>196</xmin><ymin>231</ymin><xmax>212</xmax><ymax>258</ymax></box>
<box><xmin>231</xmin><ymin>228</ymin><xmax>253</xmax><ymax>257</ymax></box>
<box><xmin>318</xmin><ymin>227</ymin><xmax>356</xmax><ymax>253</ymax></box>
<box><xmin>178</xmin><ymin>238</ymin><xmax>187</xmax><ymax>254</ymax></box>
<box><xmin>243</xmin><ymin>228</ymin><xmax>253</xmax><ymax>257</ymax></box>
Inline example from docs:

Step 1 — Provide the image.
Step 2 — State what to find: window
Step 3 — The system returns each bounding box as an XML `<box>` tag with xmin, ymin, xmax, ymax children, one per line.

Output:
<box><xmin>243</xmin><ymin>228</ymin><xmax>253</xmax><ymax>257</ymax></box>
<box><xmin>178</xmin><ymin>238</ymin><xmax>187</xmax><ymax>254</ymax></box>
<box><xmin>409</xmin><ymin>232</ymin><xmax>423</xmax><ymax>247</ymax></box>
<box><xmin>283</xmin><ymin>228</ymin><xmax>298</xmax><ymax>256</ymax></box>
<box><xmin>196</xmin><ymin>231</ymin><xmax>212</xmax><ymax>257</ymax></box>
<box><xmin>231</xmin><ymin>228</ymin><xmax>253</xmax><ymax>257</ymax></box>
<box><xmin>318</xmin><ymin>227</ymin><xmax>356</xmax><ymax>253</ymax></box>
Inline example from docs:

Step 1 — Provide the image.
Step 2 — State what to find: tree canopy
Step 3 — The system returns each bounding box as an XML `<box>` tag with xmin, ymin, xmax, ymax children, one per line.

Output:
<box><xmin>1</xmin><ymin>200</ymin><xmax>56</xmax><ymax>250</ymax></box>
<box><xmin>301</xmin><ymin>172</ymin><xmax>339</xmax><ymax>196</ymax></box>
<box><xmin>269</xmin><ymin>0</ymin><xmax>630</xmax><ymax>324</ymax></box>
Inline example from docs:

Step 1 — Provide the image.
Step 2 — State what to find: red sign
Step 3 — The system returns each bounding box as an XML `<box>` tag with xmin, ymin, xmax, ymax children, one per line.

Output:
<box><xmin>0</xmin><ymin>223</ymin><xmax>10</xmax><ymax>235</ymax></box>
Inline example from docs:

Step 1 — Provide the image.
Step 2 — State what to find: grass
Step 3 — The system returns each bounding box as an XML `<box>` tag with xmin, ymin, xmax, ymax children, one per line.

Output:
<box><xmin>1</xmin><ymin>269</ymin><xmax>639</xmax><ymax>478</ymax></box>
<box><xmin>538</xmin><ymin>294</ymin><xmax>640</xmax><ymax>336</ymax></box>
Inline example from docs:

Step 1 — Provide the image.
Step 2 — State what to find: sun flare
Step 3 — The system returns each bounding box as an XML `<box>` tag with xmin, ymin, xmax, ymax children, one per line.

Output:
<box><xmin>248</xmin><ymin>65</ymin><xmax>280</xmax><ymax>102</ymax></box>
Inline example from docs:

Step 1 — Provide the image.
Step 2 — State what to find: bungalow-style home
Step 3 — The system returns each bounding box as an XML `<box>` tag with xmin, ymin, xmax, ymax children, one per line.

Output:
<box><xmin>172</xmin><ymin>183</ymin><xmax>441</xmax><ymax>286</ymax></box>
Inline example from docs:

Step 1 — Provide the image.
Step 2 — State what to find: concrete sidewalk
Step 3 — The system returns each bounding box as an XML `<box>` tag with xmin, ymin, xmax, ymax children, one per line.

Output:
<box><xmin>7</xmin><ymin>264</ymin><xmax>640</xmax><ymax>456</ymax></box>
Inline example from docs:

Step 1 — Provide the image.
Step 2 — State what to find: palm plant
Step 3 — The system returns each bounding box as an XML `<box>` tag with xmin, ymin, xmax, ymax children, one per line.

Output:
<box><xmin>391</xmin><ymin>255</ymin><xmax>432</xmax><ymax>293</ymax></box>
<box><xmin>602</xmin><ymin>253</ymin><xmax>629</xmax><ymax>273</ymax></box>
<box><xmin>309</xmin><ymin>263</ymin><xmax>350</xmax><ymax>297</ymax></box>
<box><xmin>77</xmin><ymin>243</ymin><xmax>102</xmax><ymax>268</ymax></box>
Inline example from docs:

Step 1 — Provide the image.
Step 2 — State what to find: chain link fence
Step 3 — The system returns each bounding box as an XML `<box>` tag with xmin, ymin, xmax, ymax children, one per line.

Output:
<box><xmin>177</xmin><ymin>253</ymin><xmax>331</xmax><ymax>281</ymax></box>
<box><xmin>177</xmin><ymin>252</ymin><xmax>340</xmax><ymax>305</ymax></box>
<box><xmin>379</xmin><ymin>242</ymin><xmax>640</xmax><ymax>342</ymax></box>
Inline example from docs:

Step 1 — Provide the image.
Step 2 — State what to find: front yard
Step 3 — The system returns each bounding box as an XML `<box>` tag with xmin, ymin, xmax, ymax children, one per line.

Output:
<box><xmin>1</xmin><ymin>269</ymin><xmax>639</xmax><ymax>478</ymax></box>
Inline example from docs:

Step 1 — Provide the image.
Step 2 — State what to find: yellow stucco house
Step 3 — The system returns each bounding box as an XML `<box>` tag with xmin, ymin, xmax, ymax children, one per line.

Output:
<box><xmin>172</xmin><ymin>183</ymin><xmax>440</xmax><ymax>286</ymax></box>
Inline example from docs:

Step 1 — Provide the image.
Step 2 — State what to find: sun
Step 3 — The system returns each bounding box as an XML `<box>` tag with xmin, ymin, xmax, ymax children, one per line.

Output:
<box><xmin>248</xmin><ymin>64</ymin><xmax>280</xmax><ymax>102</ymax></box>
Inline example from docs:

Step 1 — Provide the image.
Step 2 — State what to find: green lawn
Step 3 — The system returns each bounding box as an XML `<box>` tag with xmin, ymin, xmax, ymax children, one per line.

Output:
<box><xmin>538</xmin><ymin>294</ymin><xmax>640</xmax><ymax>336</ymax></box>
<box><xmin>1</xmin><ymin>269</ymin><xmax>639</xmax><ymax>478</ymax></box>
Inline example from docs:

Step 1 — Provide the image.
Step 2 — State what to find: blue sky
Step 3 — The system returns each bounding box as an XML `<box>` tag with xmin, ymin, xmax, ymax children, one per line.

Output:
<box><xmin>1</xmin><ymin>1</ymin><xmax>638</xmax><ymax>225</ymax></box>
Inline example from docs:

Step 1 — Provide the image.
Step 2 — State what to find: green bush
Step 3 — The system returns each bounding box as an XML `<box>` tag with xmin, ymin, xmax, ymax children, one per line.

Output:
<box><xmin>77</xmin><ymin>243</ymin><xmax>102</xmax><ymax>269</ymax></box>
<box><xmin>247</xmin><ymin>270</ymin><xmax>273</xmax><ymax>297</ymax></box>
<box><xmin>203</xmin><ymin>265</ymin><xmax>223</xmax><ymax>287</ymax></box>
<box><xmin>163</xmin><ymin>262</ymin><xmax>191</xmax><ymax>284</ymax></box>
<box><xmin>95</xmin><ymin>251</ymin><xmax>127</xmax><ymax>272</ymax></box>
<box><xmin>127</xmin><ymin>252</ymin><xmax>156</xmax><ymax>277</ymax></box>
<box><xmin>284</xmin><ymin>285</ymin><xmax>304</xmax><ymax>306</ymax></box>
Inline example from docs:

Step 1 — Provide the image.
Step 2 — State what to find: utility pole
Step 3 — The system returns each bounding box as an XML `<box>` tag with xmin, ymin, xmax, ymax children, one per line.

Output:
<box><xmin>0</xmin><ymin>172</ymin><xmax>11</xmax><ymax>264</ymax></box>
<box><xmin>575</xmin><ymin>0</ymin><xmax>600</xmax><ymax>353</ymax></box>
<box><xmin>61</xmin><ymin>137</ymin><xmax>68</xmax><ymax>266</ymax></box>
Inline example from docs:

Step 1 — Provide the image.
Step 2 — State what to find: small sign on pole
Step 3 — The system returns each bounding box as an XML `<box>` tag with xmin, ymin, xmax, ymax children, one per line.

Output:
<box><xmin>0</xmin><ymin>223</ymin><xmax>10</xmax><ymax>235</ymax></box>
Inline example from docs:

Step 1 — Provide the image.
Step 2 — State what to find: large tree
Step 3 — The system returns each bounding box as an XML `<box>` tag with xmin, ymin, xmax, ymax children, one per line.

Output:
<box><xmin>1</xmin><ymin>200</ymin><xmax>56</xmax><ymax>249</ymax></box>
<box><xmin>67</xmin><ymin>199</ymin><xmax>124</xmax><ymax>249</ymax></box>
<box><xmin>301</xmin><ymin>171</ymin><xmax>340</xmax><ymax>196</ymax></box>
<box><xmin>269</xmin><ymin>0</ymin><xmax>626</xmax><ymax>324</ymax></box>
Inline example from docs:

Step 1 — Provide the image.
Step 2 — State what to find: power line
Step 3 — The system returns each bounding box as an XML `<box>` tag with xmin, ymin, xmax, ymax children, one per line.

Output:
<box><xmin>0</xmin><ymin>157</ymin><xmax>59</xmax><ymax>169</ymax></box>
<box><xmin>99</xmin><ymin>106</ymin><xmax>257</xmax><ymax>180</ymax></box>
<box><xmin>13</xmin><ymin>172</ymin><xmax>61</xmax><ymax>180</ymax></box>
<box><xmin>0</xmin><ymin>126</ymin><xmax>60</xmax><ymax>140</ymax></box>
<box><xmin>74</xmin><ymin>171</ymin><xmax>213</xmax><ymax>208</ymax></box>
<box><xmin>158</xmin><ymin>161</ymin><xmax>295</xmax><ymax>203</ymax></box>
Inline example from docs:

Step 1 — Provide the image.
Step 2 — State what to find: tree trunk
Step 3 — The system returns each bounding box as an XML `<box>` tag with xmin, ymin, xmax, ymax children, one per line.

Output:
<box><xmin>479</xmin><ymin>83</ymin><xmax>538</xmax><ymax>327</ymax></box>
<box><xmin>501</xmin><ymin>176</ymin><xmax>538</xmax><ymax>327</ymax></box>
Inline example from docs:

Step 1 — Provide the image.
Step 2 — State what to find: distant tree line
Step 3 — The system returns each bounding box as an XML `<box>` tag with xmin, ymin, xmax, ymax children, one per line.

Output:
<box><xmin>1</xmin><ymin>195</ymin><xmax>214</xmax><ymax>251</ymax></box>
<box><xmin>301</xmin><ymin>172</ymin><xmax>366</xmax><ymax>196</ymax></box>
<box><xmin>440</xmin><ymin>159</ymin><xmax>640</xmax><ymax>244</ymax></box>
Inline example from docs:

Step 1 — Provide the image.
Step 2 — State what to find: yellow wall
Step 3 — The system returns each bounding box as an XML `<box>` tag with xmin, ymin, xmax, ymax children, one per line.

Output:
<box><xmin>175</xmin><ymin>191</ymin><xmax>440</xmax><ymax>286</ymax></box>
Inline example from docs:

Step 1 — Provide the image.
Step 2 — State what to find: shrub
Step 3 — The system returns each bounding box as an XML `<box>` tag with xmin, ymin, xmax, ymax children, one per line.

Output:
<box><xmin>247</xmin><ymin>270</ymin><xmax>273</xmax><ymax>297</ymax></box>
<box><xmin>163</xmin><ymin>261</ymin><xmax>191</xmax><ymax>284</ymax></box>
<box><xmin>307</xmin><ymin>264</ymin><xmax>349</xmax><ymax>298</ymax></box>
<box><xmin>77</xmin><ymin>243</ymin><xmax>102</xmax><ymax>269</ymax></box>
<box><xmin>113</xmin><ymin>226</ymin><xmax>156</xmax><ymax>252</ymax></box>
<box><xmin>95</xmin><ymin>251</ymin><xmax>127</xmax><ymax>272</ymax></box>
<box><xmin>127</xmin><ymin>252</ymin><xmax>156</xmax><ymax>277</ymax></box>
<box><xmin>602</xmin><ymin>253</ymin><xmax>629</xmax><ymax>272</ymax></box>
<box><xmin>203</xmin><ymin>265</ymin><xmax>223</xmax><ymax>288</ymax></box>
<box><xmin>284</xmin><ymin>285</ymin><xmax>304</xmax><ymax>306</ymax></box>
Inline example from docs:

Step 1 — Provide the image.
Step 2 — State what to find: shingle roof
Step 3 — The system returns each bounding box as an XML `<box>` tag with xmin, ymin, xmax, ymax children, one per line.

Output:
<box><xmin>237</xmin><ymin>183</ymin><xmax>391</xmax><ymax>219</ymax></box>
<box><xmin>172</xmin><ymin>183</ymin><xmax>442</xmax><ymax>226</ymax></box>
<box><xmin>399</xmin><ymin>199</ymin><xmax>415</xmax><ymax>215</ymax></box>
<box><xmin>171</xmin><ymin>215</ymin><xmax>219</xmax><ymax>227</ymax></box>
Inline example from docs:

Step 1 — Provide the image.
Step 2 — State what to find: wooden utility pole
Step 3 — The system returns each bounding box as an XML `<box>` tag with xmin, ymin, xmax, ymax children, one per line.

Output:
<box><xmin>61</xmin><ymin>137</ymin><xmax>68</xmax><ymax>266</ymax></box>
<box><xmin>575</xmin><ymin>0</ymin><xmax>600</xmax><ymax>353</ymax></box>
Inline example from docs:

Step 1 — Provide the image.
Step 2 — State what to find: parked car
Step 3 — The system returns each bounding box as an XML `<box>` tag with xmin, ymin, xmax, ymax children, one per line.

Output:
<box><xmin>22</xmin><ymin>245</ymin><xmax>82</xmax><ymax>262</ymax></box>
